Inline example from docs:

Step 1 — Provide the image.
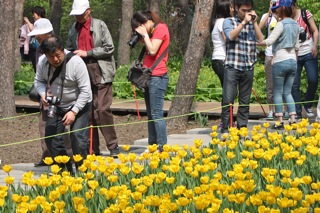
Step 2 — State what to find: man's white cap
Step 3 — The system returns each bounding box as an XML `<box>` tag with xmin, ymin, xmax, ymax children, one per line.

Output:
<box><xmin>69</xmin><ymin>0</ymin><xmax>90</xmax><ymax>15</ymax></box>
<box><xmin>27</xmin><ymin>18</ymin><xmax>53</xmax><ymax>36</ymax></box>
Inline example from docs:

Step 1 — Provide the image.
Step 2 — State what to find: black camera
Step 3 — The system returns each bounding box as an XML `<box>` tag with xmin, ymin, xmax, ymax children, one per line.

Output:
<box><xmin>128</xmin><ymin>31</ymin><xmax>142</xmax><ymax>48</ymax></box>
<box><xmin>250</xmin><ymin>15</ymin><xmax>256</xmax><ymax>21</ymax></box>
<box><xmin>299</xmin><ymin>27</ymin><xmax>307</xmax><ymax>43</ymax></box>
<box><xmin>46</xmin><ymin>96</ymin><xmax>61</xmax><ymax>118</ymax></box>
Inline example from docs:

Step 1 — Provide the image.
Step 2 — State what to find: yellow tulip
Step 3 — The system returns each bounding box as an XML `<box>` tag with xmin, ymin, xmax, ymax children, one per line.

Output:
<box><xmin>166</xmin><ymin>177</ymin><xmax>175</xmax><ymax>184</ymax></box>
<box><xmin>227</xmin><ymin>152</ymin><xmax>235</xmax><ymax>159</ymax></box>
<box><xmin>194</xmin><ymin>139</ymin><xmax>203</xmax><ymax>148</ymax></box>
<box><xmin>12</xmin><ymin>194</ymin><xmax>22</xmax><ymax>203</ymax></box>
<box><xmin>133</xmin><ymin>203</ymin><xmax>144</xmax><ymax>211</ymax></box>
<box><xmin>107</xmin><ymin>175</ymin><xmax>118</xmax><ymax>183</ymax></box>
<box><xmin>88</xmin><ymin>180</ymin><xmax>99</xmax><ymax>190</ymax></box>
<box><xmin>4</xmin><ymin>176</ymin><xmax>14</xmax><ymax>185</ymax></box>
<box><xmin>135</xmin><ymin>184</ymin><xmax>147</xmax><ymax>193</ymax></box>
<box><xmin>70</xmin><ymin>183</ymin><xmax>83</xmax><ymax>192</ymax></box>
<box><xmin>43</xmin><ymin>157</ymin><xmax>54</xmax><ymax>165</ymax></box>
<box><xmin>2</xmin><ymin>165</ymin><xmax>12</xmax><ymax>173</ymax></box>
<box><xmin>132</xmin><ymin>163</ymin><xmax>144</xmax><ymax>174</ymax></box>
<box><xmin>200</xmin><ymin>176</ymin><xmax>209</xmax><ymax>184</ymax></box>
<box><xmin>121</xmin><ymin>145</ymin><xmax>130</xmax><ymax>151</ymax></box>
<box><xmin>169</xmin><ymin>165</ymin><xmax>180</xmax><ymax>173</ymax></box>
<box><xmin>176</xmin><ymin>197</ymin><xmax>190</xmax><ymax>207</ymax></box>
<box><xmin>131</xmin><ymin>192</ymin><xmax>142</xmax><ymax>200</ymax></box>
<box><xmin>314</xmin><ymin>208</ymin><xmax>320</xmax><ymax>213</ymax></box>
<box><xmin>193</xmin><ymin>196</ymin><xmax>210</xmax><ymax>210</ymax></box>
<box><xmin>73</xmin><ymin>154</ymin><xmax>83</xmax><ymax>163</ymax></box>
<box><xmin>54</xmin><ymin>201</ymin><xmax>65</xmax><ymax>210</ymax></box>
<box><xmin>72</xmin><ymin>196</ymin><xmax>85</xmax><ymax>206</ymax></box>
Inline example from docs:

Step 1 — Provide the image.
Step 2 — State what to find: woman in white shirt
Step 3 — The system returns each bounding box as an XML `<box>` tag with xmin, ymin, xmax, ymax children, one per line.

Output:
<box><xmin>211</xmin><ymin>0</ymin><xmax>233</xmax><ymax>130</ymax></box>
<box><xmin>211</xmin><ymin>0</ymin><xmax>233</xmax><ymax>87</ymax></box>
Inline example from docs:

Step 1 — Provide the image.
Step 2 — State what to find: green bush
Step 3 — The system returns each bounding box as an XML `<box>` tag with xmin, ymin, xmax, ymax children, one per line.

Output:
<box><xmin>14</xmin><ymin>63</ymin><xmax>35</xmax><ymax>95</ymax></box>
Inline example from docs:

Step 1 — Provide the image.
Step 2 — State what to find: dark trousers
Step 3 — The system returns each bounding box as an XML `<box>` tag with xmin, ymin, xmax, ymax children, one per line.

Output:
<box><xmin>39</xmin><ymin>106</ymin><xmax>73</xmax><ymax>160</ymax></box>
<box><xmin>212</xmin><ymin>59</ymin><xmax>225</xmax><ymax>87</ymax></box>
<box><xmin>45</xmin><ymin>103</ymin><xmax>90</xmax><ymax>171</ymax></box>
<box><xmin>86</xmin><ymin>63</ymin><xmax>118</xmax><ymax>154</ymax></box>
<box><xmin>221</xmin><ymin>67</ymin><xmax>253</xmax><ymax>133</ymax></box>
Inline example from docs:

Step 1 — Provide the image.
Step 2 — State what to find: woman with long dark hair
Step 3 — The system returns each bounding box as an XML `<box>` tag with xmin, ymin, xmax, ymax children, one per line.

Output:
<box><xmin>211</xmin><ymin>0</ymin><xmax>233</xmax><ymax>130</ymax></box>
<box><xmin>131</xmin><ymin>11</ymin><xmax>170</xmax><ymax>152</ymax></box>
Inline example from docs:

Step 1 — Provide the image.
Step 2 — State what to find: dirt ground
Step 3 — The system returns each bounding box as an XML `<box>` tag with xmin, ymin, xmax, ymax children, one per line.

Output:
<box><xmin>0</xmin><ymin>112</ymin><xmax>219</xmax><ymax>165</ymax></box>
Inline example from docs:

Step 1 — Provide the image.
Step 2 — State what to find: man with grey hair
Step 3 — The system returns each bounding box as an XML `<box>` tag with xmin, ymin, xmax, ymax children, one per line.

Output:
<box><xmin>66</xmin><ymin>0</ymin><xmax>120</xmax><ymax>156</ymax></box>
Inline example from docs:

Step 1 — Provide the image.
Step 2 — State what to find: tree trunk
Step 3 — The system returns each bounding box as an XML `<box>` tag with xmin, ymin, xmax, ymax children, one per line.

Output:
<box><xmin>0</xmin><ymin>0</ymin><xmax>23</xmax><ymax>117</ymax></box>
<box><xmin>167</xmin><ymin>0</ymin><xmax>214</xmax><ymax>127</ymax></box>
<box><xmin>49</xmin><ymin>0</ymin><xmax>62</xmax><ymax>36</ymax></box>
<box><xmin>14</xmin><ymin>0</ymin><xmax>24</xmax><ymax>72</ymax></box>
<box><xmin>149</xmin><ymin>0</ymin><xmax>160</xmax><ymax>14</ymax></box>
<box><xmin>117</xmin><ymin>0</ymin><xmax>134</xmax><ymax>67</ymax></box>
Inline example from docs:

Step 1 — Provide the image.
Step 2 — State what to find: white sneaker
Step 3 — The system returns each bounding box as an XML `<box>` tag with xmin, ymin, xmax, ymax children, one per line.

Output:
<box><xmin>266</xmin><ymin>110</ymin><xmax>274</xmax><ymax>120</ymax></box>
<box><xmin>304</xmin><ymin>107</ymin><xmax>315</xmax><ymax>117</ymax></box>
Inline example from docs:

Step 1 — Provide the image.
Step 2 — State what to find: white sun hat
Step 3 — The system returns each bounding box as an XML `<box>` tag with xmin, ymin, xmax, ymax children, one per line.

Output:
<box><xmin>27</xmin><ymin>18</ymin><xmax>53</xmax><ymax>36</ymax></box>
<box><xmin>69</xmin><ymin>0</ymin><xmax>90</xmax><ymax>15</ymax></box>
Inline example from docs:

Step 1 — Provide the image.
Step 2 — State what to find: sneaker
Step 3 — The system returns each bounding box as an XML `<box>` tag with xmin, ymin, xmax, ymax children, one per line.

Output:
<box><xmin>218</xmin><ymin>122</ymin><xmax>223</xmax><ymax>131</ymax></box>
<box><xmin>304</xmin><ymin>106</ymin><xmax>314</xmax><ymax>117</ymax></box>
<box><xmin>283</xmin><ymin>112</ymin><xmax>289</xmax><ymax>120</ymax></box>
<box><xmin>272</xmin><ymin>122</ymin><xmax>284</xmax><ymax>130</ymax></box>
<box><xmin>109</xmin><ymin>146</ymin><xmax>120</xmax><ymax>157</ymax></box>
<box><xmin>267</xmin><ymin>111</ymin><xmax>274</xmax><ymax>120</ymax></box>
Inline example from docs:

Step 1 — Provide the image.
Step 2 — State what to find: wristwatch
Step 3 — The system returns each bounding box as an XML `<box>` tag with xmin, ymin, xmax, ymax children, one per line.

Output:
<box><xmin>71</xmin><ymin>110</ymin><xmax>77</xmax><ymax>116</ymax></box>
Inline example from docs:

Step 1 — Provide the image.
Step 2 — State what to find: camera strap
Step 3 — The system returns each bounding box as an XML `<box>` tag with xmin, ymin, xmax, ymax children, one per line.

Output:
<box><xmin>46</xmin><ymin>51</ymin><xmax>75</xmax><ymax>100</ymax></box>
<box><xmin>137</xmin><ymin>23</ymin><xmax>169</xmax><ymax>72</ymax></box>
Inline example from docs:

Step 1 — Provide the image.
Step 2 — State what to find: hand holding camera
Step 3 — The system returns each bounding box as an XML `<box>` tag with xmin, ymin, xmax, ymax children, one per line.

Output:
<box><xmin>128</xmin><ymin>25</ymin><xmax>148</xmax><ymax>48</ymax></box>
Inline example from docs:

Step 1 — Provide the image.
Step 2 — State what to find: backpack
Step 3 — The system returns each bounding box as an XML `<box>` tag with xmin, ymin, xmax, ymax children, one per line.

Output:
<box><xmin>301</xmin><ymin>9</ymin><xmax>313</xmax><ymax>37</ymax></box>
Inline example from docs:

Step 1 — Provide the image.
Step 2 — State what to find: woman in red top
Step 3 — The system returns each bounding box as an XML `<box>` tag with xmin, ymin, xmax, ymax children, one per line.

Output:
<box><xmin>131</xmin><ymin>11</ymin><xmax>170</xmax><ymax>152</ymax></box>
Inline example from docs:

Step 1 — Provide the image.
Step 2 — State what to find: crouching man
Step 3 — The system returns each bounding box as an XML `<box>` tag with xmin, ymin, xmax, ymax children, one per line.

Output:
<box><xmin>34</xmin><ymin>35</ymin><xmax>92</xmax><ymax>173</ymax></box>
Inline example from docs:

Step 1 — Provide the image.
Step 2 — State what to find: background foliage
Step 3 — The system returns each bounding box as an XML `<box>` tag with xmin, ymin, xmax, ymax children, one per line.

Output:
<box><xmin>18</xmin><ymin>0</ymin><xmax>320</xmax><ymax>105</ymax></box>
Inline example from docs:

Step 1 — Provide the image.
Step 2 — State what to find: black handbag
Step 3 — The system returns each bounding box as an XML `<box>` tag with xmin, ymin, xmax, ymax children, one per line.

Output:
<box><xmin>29</xmin><ymin>84</ymin><xmax>40</xmax><ymax>102</ymax></box>
<box><xmin>127</xmin><ymin>46</ymin><xmax>169</xmax><ymax>91</ymax></box>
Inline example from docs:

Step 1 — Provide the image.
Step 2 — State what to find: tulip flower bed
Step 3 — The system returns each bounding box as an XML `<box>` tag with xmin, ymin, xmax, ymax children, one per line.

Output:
<box><xmin>1</xmin><ymin>119</ymin><xmax>320</xmax><ymax>212</ymax></box>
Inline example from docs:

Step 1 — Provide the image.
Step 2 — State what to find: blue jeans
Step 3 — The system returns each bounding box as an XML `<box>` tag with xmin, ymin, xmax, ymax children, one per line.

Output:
<box><xmin>221</xmin><ymin>67</ymin><xmax>253</xmax><ymax>133</ymax></box>
<box><xmin>272</xmin><ymin>59</ymin><xmax>297</xmax><ymax>116</ymax></box>
<box><xmin>45</xmin><ymin>103</ymin><xmax>91</xmax><ymax>169</ymax></box>
<box><xmin>144</xmin><ymin>74</ymin><xmax>169</xmax><ymax>151</ymax></box>
<box><xmin>292</xmin><ymin>53</ymin><xmax>319</xmax><ymax>114</ymax></box>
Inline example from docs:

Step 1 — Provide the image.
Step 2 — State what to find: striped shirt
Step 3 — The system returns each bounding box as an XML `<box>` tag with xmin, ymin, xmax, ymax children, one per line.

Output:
<box><xmin>223</xmin><ymin>17</ymin><xmax>257</xmax><ymax>71</ymax></box>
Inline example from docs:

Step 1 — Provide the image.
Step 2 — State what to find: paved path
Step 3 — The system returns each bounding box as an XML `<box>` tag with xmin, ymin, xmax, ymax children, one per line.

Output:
<box><xmin>0</xmin><ymin>96</ymin><xmax>317</xmax><ymax>186</ymax></box>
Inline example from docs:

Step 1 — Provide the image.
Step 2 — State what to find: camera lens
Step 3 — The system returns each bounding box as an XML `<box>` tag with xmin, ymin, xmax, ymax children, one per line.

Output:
<box><xmin>128</xmin><ymin>32</ymin><xmax>142</xmax><ymax>48</ymax></box>
<box><xmin>47</xmin><ymin>105</ymin><xmax>57</xmax><ymax>118</ymax></box>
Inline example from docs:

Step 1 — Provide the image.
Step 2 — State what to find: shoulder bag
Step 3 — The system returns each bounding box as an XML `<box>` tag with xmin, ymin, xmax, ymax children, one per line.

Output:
<box><xmin>127</xmin><ymin>45</ymin><xmax>169</xmax><ymax>91</ymax></box>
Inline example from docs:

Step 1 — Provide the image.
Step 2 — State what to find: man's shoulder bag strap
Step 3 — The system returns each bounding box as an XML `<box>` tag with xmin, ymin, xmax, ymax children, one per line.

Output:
<box><xmin>47</xmin><ymin>52</ymin><xmax>75</xmax><ymax>99</ymax></box>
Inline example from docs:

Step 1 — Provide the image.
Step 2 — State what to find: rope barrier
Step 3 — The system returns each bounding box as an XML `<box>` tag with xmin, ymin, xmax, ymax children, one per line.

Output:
<box><xmin>1</xmin><ymin>99</ymin><xmax>319</xmax><ymax>148</ymax></box>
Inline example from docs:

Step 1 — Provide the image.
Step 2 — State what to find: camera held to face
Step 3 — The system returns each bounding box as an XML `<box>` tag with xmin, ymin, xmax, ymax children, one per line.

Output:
<box><xmin>128</xmin><ymin>31</ymin><xmax>142</xmax><ymax>48</ymax></box>
<box><xmin>250</xmin><ymin>14</ymin><xmax>256</xmax><ymax>21</ymax></box>
<box><xmin>46</xmin><ymin>96</ymin><xmax>61</xmax><ymax>118</ymax></box>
